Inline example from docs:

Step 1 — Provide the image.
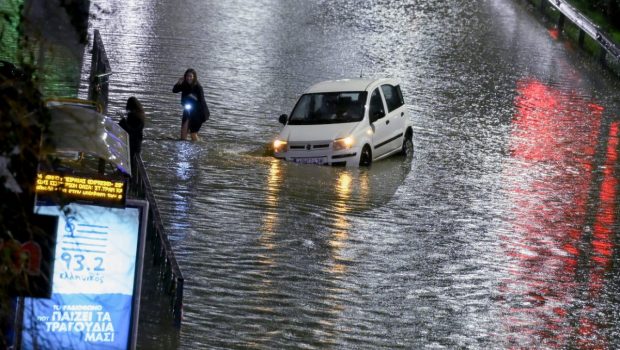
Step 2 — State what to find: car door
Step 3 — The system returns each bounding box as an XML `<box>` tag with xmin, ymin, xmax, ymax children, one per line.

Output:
<box><xmin>368</xmin><ymin>87</ymin><xmax>391</xmax><ymax>158</ymax></box>
<box><xmin>380</xmin><ymin>83</ymin><xmax>406</xmax><ymax>153</ymax></box>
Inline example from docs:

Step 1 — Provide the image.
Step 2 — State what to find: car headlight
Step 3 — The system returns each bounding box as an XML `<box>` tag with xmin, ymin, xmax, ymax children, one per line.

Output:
<box><xmin>273</xmin><ymin>139</ymin><xmax>287</xmax><ymax>153</ymax></box>
<box><xmin>333</xmin><ymin>136</ymin><xmax>354</xmax><ymax>151</ymax></box>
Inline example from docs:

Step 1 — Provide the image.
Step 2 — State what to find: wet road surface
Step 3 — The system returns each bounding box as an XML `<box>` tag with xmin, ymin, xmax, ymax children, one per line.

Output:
<box><xmin>82</xmin><ymin>0</ymin><xmax>620</xmax><ymax>348</ymax></box>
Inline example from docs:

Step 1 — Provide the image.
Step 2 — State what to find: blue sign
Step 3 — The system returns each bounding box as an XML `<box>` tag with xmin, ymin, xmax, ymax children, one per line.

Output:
<box><xmin>22</xmin><ymin>200</ymin><xmax>148</xmax><ymax>350</ymax></box>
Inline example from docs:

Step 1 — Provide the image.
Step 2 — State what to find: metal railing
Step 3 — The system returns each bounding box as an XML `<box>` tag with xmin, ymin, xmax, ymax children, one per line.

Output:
<box><xmin>549</xmin><ymin>0</ymin><xmax>620</xmax><ymax>58</ymax></box>
<box><xmin>129</xmin><ymin>155</ymin><xmax>184</xmax><ymax>328</ymax></box>
<box><xmin>538</xmin><ymin>0</ymin><xmax>620</xmax><ymax>65</ymax></box>
<box><xmin>89</xmin><ymin>29</ymin><xmax>184</xmax><ymax>328</ymax></box>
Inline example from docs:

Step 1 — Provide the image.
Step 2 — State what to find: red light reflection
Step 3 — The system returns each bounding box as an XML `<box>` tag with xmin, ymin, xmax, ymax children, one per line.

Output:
<box><xmin>591</xmin><ymin>122</ymin><xmax>618</xmax><ymax>270</ymax></box>
<box><xmin>501</xmin><ymin>78</ymin><xmax>615</xmax><ymax>348</ymax></box>
<box><xmin>548</xmin><ymin>28</ymin><xmax>560</xmax><ymax>40</ymax></box>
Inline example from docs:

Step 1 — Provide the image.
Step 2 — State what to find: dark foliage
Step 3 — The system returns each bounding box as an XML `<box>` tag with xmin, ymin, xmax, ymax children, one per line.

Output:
<box><xmin>0</xmin><ymin>59</ymin><xmax>51</xmax><ymax>348</ymax></box>
<box><xmin>58</xmin><ymin>0</ymin><xmax>90</xmax><ymax>44</ymax></box>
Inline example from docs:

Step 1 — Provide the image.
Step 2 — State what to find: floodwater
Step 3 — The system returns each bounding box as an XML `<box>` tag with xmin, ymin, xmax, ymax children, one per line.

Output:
<box><xmin>81</xmin><ymin>0</ymin><xmax>620</xmax><ymax>348</ymax></box>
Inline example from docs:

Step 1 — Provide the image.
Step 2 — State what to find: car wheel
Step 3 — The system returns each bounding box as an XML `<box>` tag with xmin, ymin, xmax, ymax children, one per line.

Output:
<box><xmin>359</xmin><ymin>145</ymin><xmax>372</xmax><ymax>167</ymax></box>
<box><xmin>402</xmin><ymin>135</ymin><xmax>413</xmax><ymax>157</ymax></box>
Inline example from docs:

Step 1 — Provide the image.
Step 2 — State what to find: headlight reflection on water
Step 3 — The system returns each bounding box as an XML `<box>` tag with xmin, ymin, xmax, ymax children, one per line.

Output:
<box><xmin>328</xmin><ymin>171</ymin><xmax>354</xmax><ymax>274</ymax></box>
<box><xmin>260</xmin><ymin>159</ymin><xmax>283</xmax><ymax>252</ymax></box>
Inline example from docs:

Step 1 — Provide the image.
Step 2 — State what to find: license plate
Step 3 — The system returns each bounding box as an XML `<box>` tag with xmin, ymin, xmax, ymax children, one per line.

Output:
<box><xmin>293</xmin><ymin>157</ymin><xmax>325</xmax><ymax>165</ymax></box>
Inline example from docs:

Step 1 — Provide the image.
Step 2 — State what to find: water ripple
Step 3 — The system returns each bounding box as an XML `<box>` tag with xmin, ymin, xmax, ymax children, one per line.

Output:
<box><xmin>82</xmin><ymin>0</ymin><xmax>620</xmax><ymax>348</ymax></box>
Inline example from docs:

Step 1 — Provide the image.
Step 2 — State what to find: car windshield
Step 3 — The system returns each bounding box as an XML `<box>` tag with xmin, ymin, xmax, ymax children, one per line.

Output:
<box><xmin>288</xmin><ymin>92</ymin><xmax>367</xmax><ymax>125</ymax></box>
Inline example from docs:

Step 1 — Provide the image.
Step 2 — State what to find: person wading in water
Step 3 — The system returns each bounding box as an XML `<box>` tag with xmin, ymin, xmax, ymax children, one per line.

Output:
<box><xmin>118</xmin><ymin>96</ymin><xmax>145</xmax><ymax>174</ymax></box>
<box><xmin>173</xmin><ymin>68</ymin><xmax>210</xmax><ymax>141</ymax></box>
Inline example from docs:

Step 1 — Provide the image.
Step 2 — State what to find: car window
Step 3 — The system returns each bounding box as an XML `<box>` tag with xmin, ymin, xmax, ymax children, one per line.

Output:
<box><xmin>381</xmin><ymin>84</ymin><xmax>404</xmax><ymax>112</ymax></box>
<box><xmin>368</xmin><ymin>88</ymin><xmax>385</xmax><ymax>122</ymax></box>
<box><xmin>289</xmin><ymin>92</ymin><xmax>367</xmax><ymax>125</ymax></box>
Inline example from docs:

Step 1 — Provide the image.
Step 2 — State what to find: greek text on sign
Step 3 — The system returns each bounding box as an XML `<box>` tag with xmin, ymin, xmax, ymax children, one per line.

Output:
<box><xmin>36</xmin><ymin>172</ymin><xmax>126</xmax><ymax>205</ymax></box>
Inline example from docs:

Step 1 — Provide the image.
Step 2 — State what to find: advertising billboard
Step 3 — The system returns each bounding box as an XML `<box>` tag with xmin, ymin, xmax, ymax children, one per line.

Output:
<box><xmin>21</xmin><ymin>200</ymin><xmax>148</xmax><ymax>350</ymax></box>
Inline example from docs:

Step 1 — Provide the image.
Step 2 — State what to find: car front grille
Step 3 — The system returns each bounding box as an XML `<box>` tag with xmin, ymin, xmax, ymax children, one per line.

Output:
<box><xmin>288</xmin><ymin>142</ymin><xmax>331</xmax><ymax>151</ymax></box>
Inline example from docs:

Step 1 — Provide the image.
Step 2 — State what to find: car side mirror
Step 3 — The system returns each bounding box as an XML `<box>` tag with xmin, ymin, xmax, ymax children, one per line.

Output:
<box><xmin>278</xmin><ymin>114</ymin><xmax>288</xmax><ymax>125</ymax></box>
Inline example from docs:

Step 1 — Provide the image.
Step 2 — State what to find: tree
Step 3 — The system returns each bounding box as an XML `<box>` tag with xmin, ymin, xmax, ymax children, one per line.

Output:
<box><xmin>0</xmin><ymin>57</ymin><xmax>50</xmax><ymax>350</ymax></box>
<box><xmin>0</xmin><ymin>0</ymin><xmax>90</xmax><ymax>346</ymax></box>
<box><xmin>608</xmin><ymin>0</ymin><xmax>620</xmax><ymax>28</ymax></box>
<box><xmin>585</xmin><ymin>0</ymin><xmax>620</xmax><ymax>29</ymax></box>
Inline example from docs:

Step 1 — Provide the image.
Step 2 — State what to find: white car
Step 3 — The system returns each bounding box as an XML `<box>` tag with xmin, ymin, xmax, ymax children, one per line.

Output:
<box><xmin>273</xmin><ymin>78</ymin><xmax>413</xmax><ymax>166</ymax></box>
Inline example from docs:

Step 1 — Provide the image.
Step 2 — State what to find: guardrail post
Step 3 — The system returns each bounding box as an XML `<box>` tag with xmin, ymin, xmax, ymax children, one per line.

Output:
<box><xmin>557</xmin><ymin>13</ymin><xmax>565</xmax><ymax>32</ymax></box>
<box><xmin>542</xmin><ymin>0</ymin><xmax>619</xmax><ymax>75</ymax></box>
<box><xmin>599</xmin><ymin>47</ymin><xmax>607</xmax><ymax>67</ymax></box>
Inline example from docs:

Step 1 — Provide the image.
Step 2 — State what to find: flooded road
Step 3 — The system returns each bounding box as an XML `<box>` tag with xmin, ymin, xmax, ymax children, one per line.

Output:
<box><xmin>82</xmin><ymin>0</ymin><xmax>620</xmax><ymax>348</ymax></box>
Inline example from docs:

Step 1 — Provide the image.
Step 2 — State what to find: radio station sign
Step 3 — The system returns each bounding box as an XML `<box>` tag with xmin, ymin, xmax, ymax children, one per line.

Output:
<box><xmin>22</xmin><ymin>201</ymin><xmax>148</xmax><ymax>350</ymax></box>
<box><xmin>36</xmin><ymin>171</ymin><xmax>126</xmax><ymax>206</ymax></box>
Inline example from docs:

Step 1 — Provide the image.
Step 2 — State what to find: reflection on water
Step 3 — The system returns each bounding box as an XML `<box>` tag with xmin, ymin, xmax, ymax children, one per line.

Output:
<box><xmin>500</xmin><ymin>78</ymin><xmax>618</xmax><ymax>348</ymax></box>
<box><xmin>80</xmin><ymin>0</ymin><xmax>620</xmax><ymax>348</ymax></box>
<box><xmin>329</xmin><ymin>171</ymin><xmax>353</xmax><ymax>273</ymax></box>
<box><xmin>583</xmin><ymin>121</ymin><xmax>619</xmax><ymax>348</ymax></box>
<box><xmin>259</xmin><ymin>159</ymin><xmax>282</xmax><ymax>251</ymax></box>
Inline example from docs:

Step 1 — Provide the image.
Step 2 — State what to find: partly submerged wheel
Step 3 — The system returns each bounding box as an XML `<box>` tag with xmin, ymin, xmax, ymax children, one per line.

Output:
<box><xmin>401</xmin><ymin>135</ymin><xmax>413</xmax><ymax>157</ymax></box>
<box><xmin>359</xmin><ymin>145</ymin><xmax>372</xmax><ymax>167</ymax></box>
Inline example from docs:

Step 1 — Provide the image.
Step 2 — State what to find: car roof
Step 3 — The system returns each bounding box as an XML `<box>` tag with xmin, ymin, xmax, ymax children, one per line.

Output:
<box><xmin>304</xmin><ymin>78</ymin><xmax>397</xmax><ymax>93</ymax></box>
